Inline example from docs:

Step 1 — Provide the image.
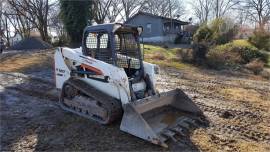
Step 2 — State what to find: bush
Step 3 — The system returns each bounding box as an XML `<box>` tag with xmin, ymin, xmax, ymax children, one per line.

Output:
<box><xmin>193</xmin><ymin>18</ymin><xmax>238</xmax><ymax>45</ymax></box>
<box><xmin>245</xmin><ymin>59</ymin><xmax>265</xmax><ymax>75</ymax></box>
<box><xmin>179</xmin><ymin>49</ymin><xmax>194</xmax><ymax>63</ymax></box>
<box><xmin>249</xmin><ymin>29</ymin><xmax>270</xmax><ymax>51</ymax></box>
<box><xmin>193</xmin><ymin>24</ymin><xmax>213</xmax><ymax>43</ymax></box>
<box><xmin>192</xmin><ymin>43</ymin><xmax>208</xmax><ymax>64</ymax></box>
<box><xmin>207</xmin><ymin>40</ymin><xmax>268</xmax><ymax>69</ymax></box>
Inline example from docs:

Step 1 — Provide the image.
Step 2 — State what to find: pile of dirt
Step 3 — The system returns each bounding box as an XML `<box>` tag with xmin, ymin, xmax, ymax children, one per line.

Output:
<box><xmin>9</xmin><ymin>37</ymin><xmax>52</xmax><ymax>50</ymax></box>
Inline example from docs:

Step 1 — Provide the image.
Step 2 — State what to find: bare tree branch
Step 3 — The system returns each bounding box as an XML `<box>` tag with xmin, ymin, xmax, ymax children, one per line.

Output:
<box><xmin>7</xmin><ymin>0</ymin><xmax>55</xmax><ymax>41</ymax></box>
<box><xmin>140</xmin><ymin>0</ymin><xmax>185</xmax><ymax>18</ymax></box>
<box><xmin>239</xmin><ymin>0</ymin><xmax>270</xmax><ymax>28</ymax></box>
<box><xmin>191</xmin><ymin>0</ymin><xmax>213</xmax><ymax>23</ymax></box>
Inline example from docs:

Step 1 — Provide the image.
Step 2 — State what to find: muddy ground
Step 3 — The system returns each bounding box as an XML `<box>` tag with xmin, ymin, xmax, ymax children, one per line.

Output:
<box><xmin>1</xmin><ymin>50</ymin><xmax>270</xmax><ymax>151</ymax></box>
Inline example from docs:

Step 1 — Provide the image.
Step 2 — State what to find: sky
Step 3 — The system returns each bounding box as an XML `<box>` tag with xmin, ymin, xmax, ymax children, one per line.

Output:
<box><xmin>111</xmin><ymin>0</ymin><xmax>196</xmax><ymax>23</ymax></box>
<box><xmin>2</xmin><ymin>0</ymin><xmax>243</xmax><ymax>37</ymax></box>
<box><xmin>182</xmin><ymin>0</ymin><xmax>194</xmax><ymax>20</ymax></box>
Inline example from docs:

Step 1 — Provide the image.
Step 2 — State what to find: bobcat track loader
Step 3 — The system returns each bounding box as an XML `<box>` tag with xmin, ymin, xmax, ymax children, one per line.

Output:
<box><xmin>54</xmin><ymin>23</ymin><xmax>204</xmax><ymax>148</ymax></box>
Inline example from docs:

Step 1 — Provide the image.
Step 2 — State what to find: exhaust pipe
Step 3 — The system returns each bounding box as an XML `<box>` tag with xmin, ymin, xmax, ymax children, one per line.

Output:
<box><xmin>120</xmin><ymin>89</ymin><xmax>204</xmax><ymax>147</ymax></box>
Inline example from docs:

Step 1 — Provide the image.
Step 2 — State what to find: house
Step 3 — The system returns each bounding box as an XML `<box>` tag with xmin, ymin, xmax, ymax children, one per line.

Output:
<box><xmin>10</xmin><ymin>33</ymin><xmax>22</xmax><ymax>46</ymax></box>
<box><xmin>125</xmin><ymin>12</ymin><xmax>189</xmax><ymax>43</ymax></box>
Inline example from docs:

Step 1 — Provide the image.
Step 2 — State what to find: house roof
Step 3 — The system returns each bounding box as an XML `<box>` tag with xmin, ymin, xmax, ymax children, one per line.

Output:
<box><xmin>83</xmin><ymin>23</ymin><xmax>139</xmax><ymax>33</ymax></box>
<box><xmin>126</xmin><ymin>11</ymin><xmax>189</xmax><ymax>25</ymax></box>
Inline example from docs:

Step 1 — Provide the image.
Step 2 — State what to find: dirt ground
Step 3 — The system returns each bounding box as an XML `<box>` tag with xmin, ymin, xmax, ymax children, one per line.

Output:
<box><xmin>1</xmin><ymin>50</ymin><xmax>269</xmax><ymax>151</ymax></box>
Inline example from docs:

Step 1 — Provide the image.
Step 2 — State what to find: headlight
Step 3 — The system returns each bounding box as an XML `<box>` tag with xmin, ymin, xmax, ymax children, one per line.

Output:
<box><xmin>154</xmin><ymin>65</ymin><xmax>160</xmax><ymax>74</ymax></box>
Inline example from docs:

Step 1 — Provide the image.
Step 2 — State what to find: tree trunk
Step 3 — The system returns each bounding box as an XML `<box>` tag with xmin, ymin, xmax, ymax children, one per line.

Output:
<box><xmin>5</xmin><ymin>15</ymin><xmax>10</xmax><ymax>47</ymax></box>
<box><xmin>216</xmin><ymin>0</ymin><xmax>219</xmax><ymax>18</ymax></box>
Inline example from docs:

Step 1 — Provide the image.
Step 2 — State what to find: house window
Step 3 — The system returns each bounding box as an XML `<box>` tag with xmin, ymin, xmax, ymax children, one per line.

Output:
<box><xmin>146</xmin><ymin>23</ymin><xmax>152</xmax><ymax>33</ymax></box>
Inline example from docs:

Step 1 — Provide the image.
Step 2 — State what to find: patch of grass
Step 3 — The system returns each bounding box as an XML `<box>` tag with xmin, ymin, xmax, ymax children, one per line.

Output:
<box><xmin>143</xmin><ymin>44</ymin><xmax>180</xmax><ymax>59</ymax></box>
<box><xmin>142</xmin><ymin>44</ymin><xmax>190</xmax><ymax>69</ymax></box>
<box><xmin>231</xmin><ymin>39</ymin><xmax>254</xmax><ymax>48</ymax></box>
<box><xmin>267</xmin><ymin>55</ymin><xmax>270</xmax><ymax>67</ymax></box>
<box><xmin>145</xmin><ymin>58</ymin><xmax>189</xmax><ymax>69</ymax></box>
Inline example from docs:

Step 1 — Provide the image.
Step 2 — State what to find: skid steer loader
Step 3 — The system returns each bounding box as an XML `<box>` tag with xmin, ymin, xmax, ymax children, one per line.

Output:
<box><xmin>54</xmin><ymin>23</ymin><xmax>204</xmax><ymax>148</ymax></box>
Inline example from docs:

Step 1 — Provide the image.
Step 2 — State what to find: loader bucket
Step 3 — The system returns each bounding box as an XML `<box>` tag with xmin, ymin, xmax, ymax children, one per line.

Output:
<box><xmin>120</xmin><ymin>89</ymin><xmax>204</xmax><ymax>147</ymax></box>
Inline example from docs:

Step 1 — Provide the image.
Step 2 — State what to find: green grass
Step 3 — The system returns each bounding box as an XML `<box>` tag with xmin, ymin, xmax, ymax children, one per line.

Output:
<box><xmin>141</xmin><ymin>44</ymin><xmax>190</xmax><ymax>69</ymax></box>
<box><xmin>142</xmin><ymin>45</ymin><xmax>177</xmax><ymax>57</ymax></box>
<box><xmin>141</xmin><ymin>42</ymin><xmax>270</xmax><ymax>69</ymax></box>
<box><xmin>231</xmin><ymin>39</ymin><xmax>255</xmax><ymax>48</ymax></box>
<box><xmin>267</xmin><ymin>56</ymin><xmax>270</xmax><ymax>67</ymax></box>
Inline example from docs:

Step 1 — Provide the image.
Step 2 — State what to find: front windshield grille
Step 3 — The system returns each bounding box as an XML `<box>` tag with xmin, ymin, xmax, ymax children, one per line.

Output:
<box><xmin>85</xmin><ymin>32</ymin><xmax>113</xmax><ymax>64</ymax></box>
<box><xmin>114</xmin><ymin>33</ymin><xmax>141</xmax><ymax>69</ymax></box>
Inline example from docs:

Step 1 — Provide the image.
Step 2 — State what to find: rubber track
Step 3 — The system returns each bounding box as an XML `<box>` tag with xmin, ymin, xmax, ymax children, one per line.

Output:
<box><xmin>60</xmin><ymin>78</ymin><xmax>123</xmax><ymax>124</ymax></box>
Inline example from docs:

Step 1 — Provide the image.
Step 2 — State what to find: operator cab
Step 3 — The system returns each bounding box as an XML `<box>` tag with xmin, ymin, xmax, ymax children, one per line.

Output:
<box><xmin>82</xmin><ymin>23</ymin><xmax>144</xmax><ymax>82</ymax></box>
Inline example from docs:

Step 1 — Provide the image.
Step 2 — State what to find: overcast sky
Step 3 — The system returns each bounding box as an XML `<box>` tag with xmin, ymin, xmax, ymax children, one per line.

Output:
<box><xmin>182</xmin><ymin>0</ymin><xmax>194</xmax><ymax>19</ymax></box>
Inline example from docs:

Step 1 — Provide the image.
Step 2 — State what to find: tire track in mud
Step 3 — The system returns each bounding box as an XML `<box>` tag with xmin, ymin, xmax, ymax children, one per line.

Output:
<box><xmin>158</xmin><ymin>69</ymin><xmax>270</xmax><ymax>92</ymax></box>
<box><xmin>212</xmin><ymin>124</ymin><xmax>270</xmax><ymax>142</ymax></box>
<box><xmin>194</xmin><ymin>101</ymin><xmax>270</xmax><ymax>143</ymax></box>
<box><xmin>156</xmin><ymin>71</ymin><xmax>270</xmax><ymax>146</ymax></box>
<box><xmin>157</xmin><ymin>77</ymin><xmax>270</xmax><ymax>112</ymax></box>
<box><xmin>0</xmin><ymin>72</ymin><xmax>58</xmax><ymax>101</ymax></box>
<box><xmin>157</xmin><ymin>78</ymin><xmax>270</xmax><ymax>96</ymax></box>
<box><xmin>1</xmin><ymin>67</ymin><xmax>269</xmax><ymax>150</ymax></box>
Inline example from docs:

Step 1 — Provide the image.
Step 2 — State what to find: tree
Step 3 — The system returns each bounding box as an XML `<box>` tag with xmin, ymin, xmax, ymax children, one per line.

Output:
<box><xmin>240</xmin><ymin>0</ymin><xmax>270</xmax><ymax>29</ymax></box>
<box><xmin>93</xmin><ymin>0</ymin><xmax>113</xmax><ymax>24</ymax></box>
<box><xmin>3</xmin><ymin>3</ymin><xmax>32</xmax><ymax>39</ymax></box>
<box><xmin>92</xmin><ymin>0</ymin><xmax>123</xmax><ymax>23</ymax></box>
<box><xmin>7</xmin><ymin>0</ymin><xmax>54</xmax><ymax>42</ymax></box>
<box><xmin>48</xmin><ymin>1</ymin><xmax>67</xmax><ymax>45</ymax></box>
<box><xmin>191</xmin><ymin>0</ymin><xmax>213</xmax><ymax>23</ymax></box>
<box><xmin>140</xmin><ymin>0</ymin><xmax>185</xmax><ymax>18</ymax></box>
<box><xmin>212</xmin><ymin>0</ymin><xmax>239</xmax><ymax>18</ymax></box>
<box><xmin>107</xmin><ymin>0</ymin><xmax>123</xmax><ymax>22</ymax></box>
<box><xmin>60</xmin><ymin>0</ymin><xmax>92</xmax><ymax>46</ymax></box>
<box><xmin>120</xmin><ymin>0</ymin><xmax>146</xmax><ymax>21</ymax></box>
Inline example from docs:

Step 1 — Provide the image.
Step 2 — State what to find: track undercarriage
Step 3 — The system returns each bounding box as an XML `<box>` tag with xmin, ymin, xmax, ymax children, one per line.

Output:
<box><xmin>60</xmin><ymin>78</ymin><xmax>122</xmax><ymax>124</ymax></box>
